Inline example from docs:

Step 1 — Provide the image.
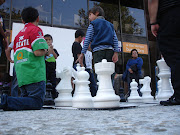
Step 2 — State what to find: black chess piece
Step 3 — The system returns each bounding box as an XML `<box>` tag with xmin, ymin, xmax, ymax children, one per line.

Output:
<box><xmin>44</xmin><ymin>81</ymin><xmax>55</xmax><ymax>106</ymax></box>
<box><xmin>119</xmin><ymin>87</ymin><xmax>126</xmax><ymax>102</ymax></box>
<box><xmin>1</xmin><ymin>83</ymin><xmax>10</xmax><ymax>96</ymax></box>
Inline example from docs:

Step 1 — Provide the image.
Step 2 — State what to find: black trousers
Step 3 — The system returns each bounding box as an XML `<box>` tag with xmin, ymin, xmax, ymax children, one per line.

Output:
<box><xmin>157</xmin><ymin>6</ymin><xmax>180</xmax><ymax>102</ymax></box>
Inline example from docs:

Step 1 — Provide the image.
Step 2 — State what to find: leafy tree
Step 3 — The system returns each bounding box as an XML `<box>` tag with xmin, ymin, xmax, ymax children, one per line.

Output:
<box><xmin>78</xmin><ymin>2</ymin><xmax>143</xmax><ymax>35</ymax></box>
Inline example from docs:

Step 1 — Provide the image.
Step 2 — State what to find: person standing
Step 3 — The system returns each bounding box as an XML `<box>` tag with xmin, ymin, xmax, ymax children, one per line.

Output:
<box><xmin>84</xmin><ymin>44</ymin><xmax>97</xmax><ymax>97</ymax></box>
<box><xmin>148</xmin><ymin>0</ymin><xmax>180</xmax><ymax>105</ymax></box>
<box><xmin>122</xmin><ymin>49</ymin><xmax>143</xmax><ymax>97</ymax></box>
<box><xmin>71</xmin><ymin>29</ymin><xmax>85</xmax><ymax>96</ymax></box>
<box><xmin>72</xmin><ymin>29</ymin><xmax>85</xmax><ymax>70</ymax></box>
<box><xmin>44</xmin><ymin>34</ymin><xmax>59</xmax><ymax>99</ymax></box>
<box><xmin>0</xmin><ymin>7</ymin><xmax>50</xmax><ymax>111</ymax></box>
<box><xmin>76</xmin><ymin>6</ymin><xmax>119</xmax><ymax>65</ymax></box>
<box><xmin>0</xmin><ymin>0</ymin><xmax>8</xmax><ymax>57</ymax></box>
<box><xmin>5</xmin><ymin>42</ymin><xmax>19</xmax><ymax>97</ymax></box>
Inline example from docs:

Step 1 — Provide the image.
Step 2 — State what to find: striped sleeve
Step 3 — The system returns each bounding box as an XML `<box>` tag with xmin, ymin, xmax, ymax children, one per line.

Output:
<box><xmin>81</xmin><ymin>24</ymin><xmax>94</xmax><ymax>54</ymax></box>
<box><xmin>113</xmin><ymin>30</ymin><xmax>120</xmax><ymax>52</ymax></box>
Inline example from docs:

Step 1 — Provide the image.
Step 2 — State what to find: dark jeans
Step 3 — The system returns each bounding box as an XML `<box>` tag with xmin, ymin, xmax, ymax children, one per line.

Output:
<box><xmin>157</xmin><ymin>6</ymin><xmax>180</xmax><ymax>102</ymax></box>
<box><xmin>127</xmin><ymin>72</ymin><xmax>142</xmax><ymax>97</ymax></box>
<box><xmin>93</xmin><ymin>49</ymin><xmax>114</xmax><ymax>64</ymax></box>
<box><xmin>85</xmin><ymin>68</ymin><xmax>97</xmax><ymax>97</ymax></box>
<box><xmin>46</xmin><ymin>70</ymin><xmax>57</xmax><ymax>98</ymax></box>
<box><xmin>11</xmin><ymin>66</ymin><xmax>19</xmax><ymax>97</ymax></box>
<box><xmin>1</xmin><ymin>81</ymin><xmax>46</xmax><ymax>111</ymax></box>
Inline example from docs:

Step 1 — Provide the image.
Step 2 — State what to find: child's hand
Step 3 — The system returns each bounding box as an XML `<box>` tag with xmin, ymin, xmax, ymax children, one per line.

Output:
<box><xmin>48</xmin><ymin>44</ymin><xmax>53</xmax><ymax>54</ymax></box>
<box><xmin>112</xmin><ymin>52</ymin><xmax>118</xmax><ymax>63</ymax></box>
<box><xmin>76</xmin><ymin>53</ymin><xmax>84</xmax><ymax>66</ymax></box>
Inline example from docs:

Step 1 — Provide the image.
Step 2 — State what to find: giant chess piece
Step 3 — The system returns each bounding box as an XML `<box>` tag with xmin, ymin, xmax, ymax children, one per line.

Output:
<box><xmin>44</xmin><ymin>81</ymin><xmax>55</xmax><ymax>105</ymax></box>
<box><xmin>1</xmin><ymin>83</ymin><xmax>10</xmax><ymax>96</ymax></box>
<box><xmin>55</xmin><ymin>67</ymin><xmax>73</xmax><ymax>107</ymax></box>
<box><xmin>93</xmin><ymin>59</ymin><xmax>120</xmax><ymax>108</ymax></box>
<box><xmin>157</xmin><ymin>79</ymin><xmax>162</xmax><ymax>96</ymax></box>
<box><xmin>156</xmin><ymin>58</ymin><xmax>174</xmax><ymax>101</ymax></box>
<box><xmin>72</xmin><ymin>64</ymin><xmax>81</xmax><ymax>97</ymax></box>
<box><xmin>72</xmin><ymin>66</ymin><xmax>93</xmax><ymax>108</ymax></box>
<box><xmin>128</xmin><ymin>79</ymin><xmax>142</xmax><ymax>102</ymax></box>
<box><xmin>139</xmin><ymin>76</ymin><xmax>154</xmax><ymax>103</ymax></box>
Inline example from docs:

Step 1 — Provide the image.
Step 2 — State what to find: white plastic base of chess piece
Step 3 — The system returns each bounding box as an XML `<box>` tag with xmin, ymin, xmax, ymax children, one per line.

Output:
<box><xmin>128</xmin><ymin>79</ymin><xmax>142</xmax><ymax>103</ymax></box>
<box><xmin>156</xmin><ymin>58</ymin><xmax>174</xmax><ymax>101</ymax></box>
<box><xmin>72</xmin><ymin>67</ymin><xmax>93</xmax><ymax>108</ymax></box>
<box><xmin>55</xmin><ymin>67</ymin><xmax>73</xmax><ymax>107</ymax></box>
<box><xmin>139</xmin><ymin>76</ymin><xmax>154</xmax><ymax>103</ymax></box>
<box><xmin>93</xmin><ymin>59</ymin><xmax>120</xmax><ymax>108</ymax></box>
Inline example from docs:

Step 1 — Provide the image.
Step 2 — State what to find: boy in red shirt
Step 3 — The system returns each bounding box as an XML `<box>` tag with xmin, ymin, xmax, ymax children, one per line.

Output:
<box><xmin>0</xmin><ymin>7</ymin><xmax>51</xmax><ymax>111</ymax></box>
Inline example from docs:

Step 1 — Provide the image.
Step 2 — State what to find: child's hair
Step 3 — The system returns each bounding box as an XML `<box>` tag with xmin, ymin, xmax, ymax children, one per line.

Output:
<box><xmin>131</xmin><ymin>49</ymin><xmax>138</xmax><ymax>55</ymax></box>
<box><xmin>44</xmin><ymin>34</ymin><xmax>53</xmax><ymax>40</ymax></box>
<box><xmin>21</xmin><ymin>7</ymin><xmax>39</xmax><ymax>23</ymax></box>
<box><xmin>88</xmin><ymin>6</ymin><xmax>105</xmax><ymax>17</ymax></box>
<box><xmin>75</xmin><ymin>29</ymin><xmax>85</xmax><ymax>38</ymax></box>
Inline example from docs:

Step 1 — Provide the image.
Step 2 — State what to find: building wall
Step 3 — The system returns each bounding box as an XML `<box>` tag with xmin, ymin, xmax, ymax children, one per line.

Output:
<box><xmin>0</xmin><ymin>0</ymin><xmax>153</xmax><ymax>86</ymax></box>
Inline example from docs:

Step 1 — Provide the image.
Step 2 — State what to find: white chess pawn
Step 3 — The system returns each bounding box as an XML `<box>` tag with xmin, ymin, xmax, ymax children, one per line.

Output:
<box><xmin>72</xmin><ymin>63</ymin><xmax>81</xmax><ymax>97</ymax></box>
<box><xmin>72</xmin><ymin>67</ymin><xmax>93</xmax><ymax>108</ymax></box>
<box><xmin>139</xmin><ymin>76</ymin><xmax>154</xmax><ymax>103</ymax></box>
<box><xmin>55</xmin><ymin>67</ymin><xmax>73</xmax><ymax>107</ymax></box>
<box><xmin>128</xmin><ymin>79</ymin><xmax>142</xmax><ymax>102</ymax></box>
<box><xmin>93</xmin><ymin>59</ymin><xmax>120</xmax><ymax>108</ymax></box>
<box><xmin>156</xmin><ymin>58</ymin><xmax>174</xmax><ymax>101</ymax></box>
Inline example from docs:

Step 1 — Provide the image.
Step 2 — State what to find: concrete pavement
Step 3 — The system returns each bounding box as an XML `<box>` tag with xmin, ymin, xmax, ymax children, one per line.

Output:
<box><xmin>0</xmin><ymin>104</ymin><xmax>180</xmax><ymax>135</ymax></box>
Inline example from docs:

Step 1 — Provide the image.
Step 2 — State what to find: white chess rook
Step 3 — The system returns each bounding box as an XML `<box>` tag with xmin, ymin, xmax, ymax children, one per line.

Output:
<box><xmin>55</xmin><ymin>67</ymin><xmax>73</xmax><ymax>107</ymax></box>
<box><xmin>93</xmin><ymin>59</ymin><xmax>120</xmax><ymax>108</ymax></box>
<box><xmin>128</xmin><ymin>79</ymin><xmax>142</xmax><ymax>103</ymax></box>
<box><xmin>72</xmin><ymin>66</ymin><xmax>93</xmax><ymax>108</ymax></box>
<box><xmin>156</xmin><ymin>58</ymin><xmax>174</xmax><ymax>101</ymax></box>
<box><xmin>139</xmin><ymin>76</ymin><xmax>154</xmax><ymax>103</ymax></box>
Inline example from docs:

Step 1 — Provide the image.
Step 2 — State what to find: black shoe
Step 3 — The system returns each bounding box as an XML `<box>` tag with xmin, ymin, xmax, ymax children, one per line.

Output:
<box><xmin>52</xmin><ymin>91</ymin><xmax>59</xmax><ymax>99</ymax></box>
<box><xmin>160</xmin><ymin>97</ymin><xmax>180</xmax><ymax>106</ymax></box>
<box><xmin>0</xmin><ymin>104</ymin><xmax>3</xmax><ymax>109</ymax></box>
<box><xmin>120</xmin><ymin>99</ymin><xmax>126</xmax><ymax>102</ymax></box>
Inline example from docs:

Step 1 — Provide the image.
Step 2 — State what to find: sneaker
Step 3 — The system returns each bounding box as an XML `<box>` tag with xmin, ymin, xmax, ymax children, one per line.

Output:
<box><xmin>160</xmin><ymin>97</ymin><xmax>180</xmax><ymax>106</ymax></box>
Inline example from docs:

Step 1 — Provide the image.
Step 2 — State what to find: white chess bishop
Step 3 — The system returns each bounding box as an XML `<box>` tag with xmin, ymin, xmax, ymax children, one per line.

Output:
<box><xmin>139</xmin><ymin>76</ymin><xmax>154</xmax><ymax>103</ymax></box>
<box><xmin>72</xmin><ymin>65</ymin><xmax>93</xmax><ymax>108</ymax></box>
<box><xmin>93</xmin><ymin>59</ymin><xmax>120</xmax><ymax>108</ymax></box>
<box><xmin>128</xmin><ymin>79</ymin><xmax>142</xmax><ymax>103</ymax></box>
<box><xmin>156</xmin><ymin>58</ymin><xmax>174</xmax><ymax>101</ymax></box>
<box><xmin>55</xmin><ymin>67</ymin><xmax>73</xmax><ymax>107</ymax></box>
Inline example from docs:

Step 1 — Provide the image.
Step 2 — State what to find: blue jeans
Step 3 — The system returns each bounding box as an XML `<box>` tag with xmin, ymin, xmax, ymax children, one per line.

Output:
<box><xmin>1</xmin><ymin>81</ymin><xmax>46</xmax><ymax>111</ymax></box>
<box><xmin>11</xmin><ymin>66</ymin><xmax>19</xmax><ymax>97</ymax></box>
<box><xmin>85</xmin><ymin>69</ymin><xmax>97</xmax><ymax>97</ymax></box>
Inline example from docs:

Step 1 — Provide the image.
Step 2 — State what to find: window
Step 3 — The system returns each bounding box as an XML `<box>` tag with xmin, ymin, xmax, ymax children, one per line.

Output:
<box><xmin>121</xmin><ymin>6</ymin><xmax>146</xmax><ymax>37</ymax></box>
<box><xmin>53</xmin><ymin>0</ymin><xmax>88</xmax><ymax>28</ymax></box>
<box><xmin>12</xmin><ymin>0</ymin><xmax>51</xmax><ymax>24</ymax></box>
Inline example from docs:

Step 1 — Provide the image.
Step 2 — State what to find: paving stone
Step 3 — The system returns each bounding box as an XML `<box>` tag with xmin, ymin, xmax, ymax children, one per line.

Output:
<box><xmin>0</xmin><ymin>105</ymin><xmax>180</xmax><ymax>135</ymax></box>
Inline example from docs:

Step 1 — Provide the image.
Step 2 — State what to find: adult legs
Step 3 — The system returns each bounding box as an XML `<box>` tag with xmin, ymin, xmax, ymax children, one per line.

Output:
<box><xmin>49</xmin><ymin>71</ymin><xmax>58</xmax><ymax>99</ymax></box>
<box><xmin>157</xmin><ymin>7</ymin><xmax>180</xmax><ymax>105</ymax></box>
<box><xmin>11</xmin><ymin>66</ymin><xmax>19</xmax><ymax>97</ymax></box>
